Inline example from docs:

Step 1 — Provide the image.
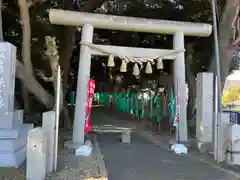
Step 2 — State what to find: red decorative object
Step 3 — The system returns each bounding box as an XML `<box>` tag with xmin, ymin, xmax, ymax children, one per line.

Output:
<box><xmin>85</xmin><ymin>79</ymin><xmax>95</xmax><ymax>134</ymax></box>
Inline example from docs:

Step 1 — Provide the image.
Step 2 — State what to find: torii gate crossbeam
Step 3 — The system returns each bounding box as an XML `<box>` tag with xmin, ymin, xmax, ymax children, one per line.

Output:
<box><xmin>49</xmin><ymin>9</ymin><xmax>211</xmax><ymax>36</ymax></box>
<box><xmin>49</xmin><ymin>9</ymin><xmax>212</xmax><ymax>148</ymax></box>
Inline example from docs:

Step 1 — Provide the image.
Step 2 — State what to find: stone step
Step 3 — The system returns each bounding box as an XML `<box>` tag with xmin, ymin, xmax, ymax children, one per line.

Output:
<box><xmin>0</xmin><ymin>145</ymin><xmax>26</xmax><ymax>167</ymax></box>
<box><xmin>0</xmin><ymin>110</ymin><xmax>24</xmax><ymax>129</ymax></box>
<box><xmin>0</xmin><ymin>124</ymin><xmax>33</xmax><ymax>168</ymax></box>
<box><xmin>0</xmin><ymin>127</ymin><xmax>29</xmax><ymax>152</ymax></box>
<box><xmin>0</xmin><ymin>124</ymin><xmax>33</xmax><ymax>139</ymax></box>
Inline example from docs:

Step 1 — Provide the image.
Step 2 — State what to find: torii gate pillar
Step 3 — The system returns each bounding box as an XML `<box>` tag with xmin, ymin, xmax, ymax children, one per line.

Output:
<box><xmin>72</xmin><ymin>24</ymin><xmax>93</xmax><ymax>146</ymax></box>
<box><xmin>173</xmin><ymin>32</ymin><xmax>188</xmax><ymax>142</ymax></box>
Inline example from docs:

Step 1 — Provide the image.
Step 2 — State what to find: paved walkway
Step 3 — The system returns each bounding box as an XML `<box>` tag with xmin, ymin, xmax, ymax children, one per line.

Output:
<box><xmin>92</xmin><ymin>111</ymin><xmax>240</xmax><ymax>180</ymax></box>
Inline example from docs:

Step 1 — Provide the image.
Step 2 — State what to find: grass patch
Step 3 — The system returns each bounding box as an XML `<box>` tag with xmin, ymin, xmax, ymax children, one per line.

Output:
<box><xmin>231</xmin><ymin>106</ymin><xmax>240</xmax><ymax>111</ymax></box>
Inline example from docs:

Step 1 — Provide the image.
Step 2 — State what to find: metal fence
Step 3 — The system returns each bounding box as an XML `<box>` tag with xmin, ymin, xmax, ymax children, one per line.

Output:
<box><xmin>222</xmin><ymin>110</ymin><xmax>240</xmax><ymax>124</ymax></box>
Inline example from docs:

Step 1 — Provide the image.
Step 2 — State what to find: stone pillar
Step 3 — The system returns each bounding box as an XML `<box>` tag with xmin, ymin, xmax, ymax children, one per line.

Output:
<box><xmin>196</xmin><ymin>72</ymin><xmax>213</xmax><ymax>152</ymax></box>
<box><xmin>73</xmin><ymin>24</ymin><xmax>94</xmax><ymax>146</ymax></box>
<box><xmin>42</xmin><ymin>111</ymin><xmax>55</xmax><ymax>173</ymax></box>
<box><xmin>219</xmin><ymin>112</ymin><xmax>230</xmax><ymax>162</ymax></box>
<box><xmin>0</xmin><ymin>42</ymin><xmax>33</xmax><ymax>167</ymax></box>
<box><xmin>173</xmin><ymin>32</ymin><xmax>188</xmax><ymax>142</ymax></box>
<box><xmin>27</xmin><ymin>127</ymin><xmax>47</xmax><ymax>180</ymax></box>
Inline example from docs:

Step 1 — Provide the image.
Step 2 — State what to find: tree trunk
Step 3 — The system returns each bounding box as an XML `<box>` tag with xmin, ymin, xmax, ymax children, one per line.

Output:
<box><xmin>59</xmin><ymin>0</ymin><xmax>107</xmax><ymax>91</ymax></box>
<box><xmin>44</xmin><ymin>36</ymin><xmax>70</xmax><ymax>128</ymax></box>
<box><xmin>185</xmin><ymin>44</ymin><xmax>196</xmax><ymax>126</ymax></box>
<box><xmin>158</xmin><ymin>75</ymin><xmax>173</xmax><ymax>129</ymax></box>
<box><xmin>208</xmin><ymin>0</ymin><xmax>240</xmax><ymax>90</ymax></box>
<box><xmin>14</xmin><ymin>0</ymin><xmax>106</xmax><ymax>112</ymax></box>
<box><xmin>186</xmin><ymin>75</ymin><xmax>196</xmax><ymax>129</ymax></box>
<box><xmin>16</xmin><ymin>60</ymin><xmax>54</xmax><ymax>109</ymax></box>
<box><xmin>18</xmin><ymin>0</ymin><xmax>34</xmax><ymax>73</ymax></box>
<box><xmin>18</xmin><ymin>0</ymin><xmax>35</xmax><ymax>112</ymax></box>
<box><xmin>59</xmin><ymin>0</ymin><xmax>75</xmax><ymax>91</ymax></box>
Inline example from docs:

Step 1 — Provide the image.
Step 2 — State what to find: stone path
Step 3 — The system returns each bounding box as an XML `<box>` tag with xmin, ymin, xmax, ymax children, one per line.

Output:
<box><xmin>93</xmin><ymin>111</ymin><xmax>240</xmax><ymax>180</ymax></box>
<box><xmin>98</xmin><ymin>132</ymin><xmax>239</xmax><ymax>180</ymax></box>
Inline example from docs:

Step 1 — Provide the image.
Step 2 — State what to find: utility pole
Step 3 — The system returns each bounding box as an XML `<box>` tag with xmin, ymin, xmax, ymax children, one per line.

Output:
<box><xmin>211</xmin><ymin>0</ymin><xmax>223</xmax><ymax>162</ymax></box>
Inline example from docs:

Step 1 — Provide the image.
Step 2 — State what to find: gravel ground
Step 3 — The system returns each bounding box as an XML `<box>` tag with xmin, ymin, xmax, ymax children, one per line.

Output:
<box><xmin>0</xmin><ymin>166</ymin><xmax>26</xmax><ymax>180</ymax></box>
<box><xmin>0</xmin><ymin>131</ymin><xmax>103</xmax><ymax>180</ymax></box>
<box><xmin>45</xmin><ymin>148</ymin><xmax>84</xmax><ymax>180</ymax></box>
<box><xmin>45</xmin><ymin>132</ymin><xmax>104</xmax><ymax>180</ymax></box>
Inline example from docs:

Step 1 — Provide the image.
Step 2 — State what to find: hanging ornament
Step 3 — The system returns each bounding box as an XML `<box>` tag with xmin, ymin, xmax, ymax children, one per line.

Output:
<box><xmin>120</xmin><ymin>60</ymin><xmax>127</xmax><ymax>72</ymax></box>
<box><xmin>156</xmin><ymin>57</ymin><xmax>164</xmax><ymax>70</ymax></box>
<box><xmin>132</xmin><ymin>63</ymin><xmax>140</xmax><ymax>77</ymax></box>
<box><xmin>145</xmin><ymin>61</ymin><xmax>152</xmax><ymax>74</ymax></box>
<box><xmin>107</xmin><ymin>55</ymin><xmax>115</xmax><ymax>67</ymax></box>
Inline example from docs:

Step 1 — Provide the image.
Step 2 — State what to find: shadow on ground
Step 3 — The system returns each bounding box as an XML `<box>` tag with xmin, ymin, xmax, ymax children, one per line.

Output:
<box><xmin>97</xmin><ymin>131</ymin><xmax>239</xmax><ymax>180</ymax></box>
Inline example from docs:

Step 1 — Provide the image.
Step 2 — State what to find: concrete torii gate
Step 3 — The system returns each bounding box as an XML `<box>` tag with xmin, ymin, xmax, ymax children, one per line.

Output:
<box><xmin>49</xmin><ymin>9</ymin><xmax>212</xmax><ymax>147</ymax></box>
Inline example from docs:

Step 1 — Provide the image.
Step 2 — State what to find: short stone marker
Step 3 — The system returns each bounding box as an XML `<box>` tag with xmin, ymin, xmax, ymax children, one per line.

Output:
<box><xmin>121</xmin><ymin>129</ymin><xmax>132</xmax><ymax>144</ymax></box>
<box><xmin>42</xmin><ymin>111</ymin><xmax>55</xmax><ymax>173</ymax></box>
<box><xmin>27</xmin><ymin>127</ymin><xmax>47</xmax><ymax>180</ymax></box>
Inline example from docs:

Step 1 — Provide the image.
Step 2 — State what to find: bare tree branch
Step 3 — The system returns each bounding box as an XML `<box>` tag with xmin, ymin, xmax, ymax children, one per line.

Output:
<box><xmin>28</xmin><ymin>0</ymin><xmax>49</xmax><ymax>8</ymax></box>
<box><xmin>35</xmin><ymin>69</ymin><xmax>54</xmax><ymax>82</ymax></box>
<box><xmin>230</xmin><ymin>1</ymin><xmax>240</xmax><ymax>48</ymax></box>
<box><xmin>231</xmin><ymin>3</ymin><xmax>240</xmax><ymax>41</ymax></box>
<box><xmin>232</xmin><ymin>36</ymin><xmax>240</xmax><ymax>46</ymax></box>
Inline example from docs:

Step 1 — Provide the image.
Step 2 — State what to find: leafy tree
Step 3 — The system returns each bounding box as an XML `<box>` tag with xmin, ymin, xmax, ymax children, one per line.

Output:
<box><xmin>222</xmin><ymin>88</ymin><xmax>240</xmax><ymax>104</ymax></box>
<box><xmin>2</xmin><ymin>0</ymin><xmax>108</xmax><ymax>127</ymax></box>
<box><xmin>1</xmin><ymin>0</ymin><xmax>240</xmax><ymax>128</ymax></box>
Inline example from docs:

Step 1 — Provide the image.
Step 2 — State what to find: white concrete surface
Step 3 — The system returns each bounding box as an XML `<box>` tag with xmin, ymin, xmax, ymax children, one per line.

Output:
<box><xmin>27</xmin><ymin>127</ymin><xmax>47</xmax><ymax>180</ymax></box>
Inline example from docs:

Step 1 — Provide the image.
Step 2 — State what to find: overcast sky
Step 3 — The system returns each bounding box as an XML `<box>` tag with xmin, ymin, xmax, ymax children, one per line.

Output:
<box><xmin>227</xmin><ymin>70</ymin><xmax>240</xmax><ymax>80</ymax></box>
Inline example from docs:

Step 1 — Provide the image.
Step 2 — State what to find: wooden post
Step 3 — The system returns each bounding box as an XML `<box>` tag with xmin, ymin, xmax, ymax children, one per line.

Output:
<box><xmin>173</xmin><ymin>32</ymin><xmax>188</xmax><ymax>142</ymax></box>
<box><xmin>73</xmin><ymin>24</ymin><xmax>93</xmax><ymax>146</ymax></box>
